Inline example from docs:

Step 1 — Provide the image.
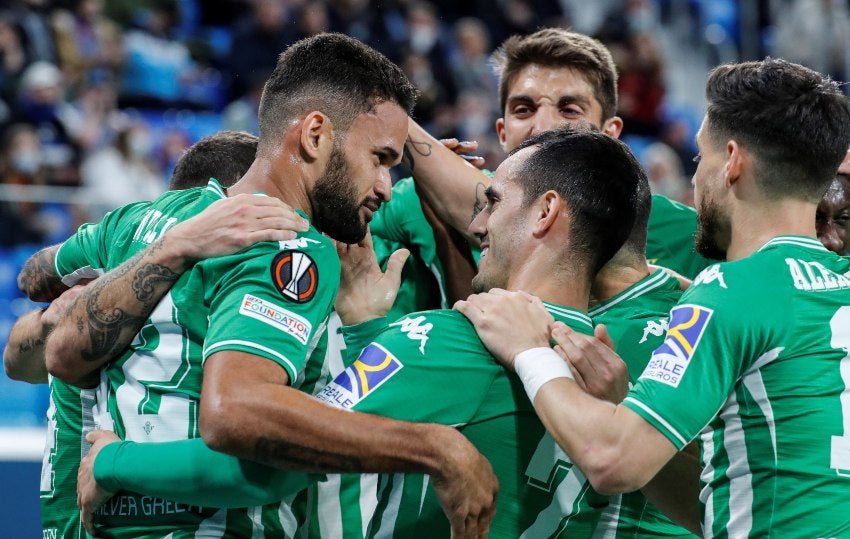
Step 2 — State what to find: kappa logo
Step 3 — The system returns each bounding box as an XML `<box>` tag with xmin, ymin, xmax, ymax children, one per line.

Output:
<box><xmin>278</xmin><ymin>237</ymin><xmax>321</xmax><ymax>250</ymax></box>
<box><xmin>389</xmin><ymin>315</ymin><xmax>433</xmax><ymax>353</ymax></box>
<box><xmin>639</xmin><ymin>318</ymin><xmax>669</xmax><ymax>344</ymax></box>
<box><xmin>270</xmin><ymin>250</ymin><xmax>318</xmax><ymax>303</ymax></box>
<box><xmin>640</xmin><ymin>304</ymin><xmax>713</xmax><ymax>388</ymax></box>
<box><xmin>693</xmin><ymin>265</ymin><xmax>727</xmax><ymax>289</ymax></box>
<box><xmin>316</xmin><ymin>343</ymin><xmax>403</xmax><ymax>409</ymax></box>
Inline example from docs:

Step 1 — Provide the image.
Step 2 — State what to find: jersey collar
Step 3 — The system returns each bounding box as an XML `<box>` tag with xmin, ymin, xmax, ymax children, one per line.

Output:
<box><xmin>588</xmin><ymin>269</ymin><xmax>674</xmax><ymax>318</ymax></box>
<box><xmin>543</xmin><ymin>302</ymin><xmax>593</xmax><ymax>334</ymax></box>
<box><xmin>757</xmin><ymin>235</ymin><xmax>827</xmax><ymax>253</ymax></box>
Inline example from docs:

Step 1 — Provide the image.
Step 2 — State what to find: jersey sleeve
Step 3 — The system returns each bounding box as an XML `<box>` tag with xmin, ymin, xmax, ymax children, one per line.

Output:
<box><xmin>202</xmin><ymin>236</ymin><xmax>340</xmax><ymax>385</ymax></box>
<box><xmin>94</xmin><ymin>438</ymin><xmax>320</xmax><ymax>507</ymax></box>
<box><xmin>316</xmin><ymin>311</ymin><xmax>498</xmax><ymax>425</ymax></box>
<box><xmin>54</xmin><ymin>202</ymin><xmax>148</xmax><ymax>283</ymax></box>
<box><xmin>622</xmin><ymin>264</ymin><xmax>772</xmax><ymax>449</ymax></box>
<box><xmin>339</xmin><ymin>316</ymin><xmax>390</xmax><ymax>366</ymax></box>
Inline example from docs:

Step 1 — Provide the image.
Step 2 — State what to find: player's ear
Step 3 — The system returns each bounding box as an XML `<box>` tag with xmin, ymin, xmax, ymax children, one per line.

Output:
<box><xmin>724</xmin><ymin>139</ymin><xmax>743</xmax><ymax>187</ymax></box>
<box><xmin>532</xmin><ymin>190</ymin><xmax>562</xmax><ymax>237</ymax></box>
<box><xmin>300</xmin><ymin>111</ymin><xmax>333</xmax><ymax>162</ymax></box>
<box><xmin>496</xmin><ymin>117</ymin><xmax>508</xmax><ymax>151</ymax></box>
<box><xmin>601</xmin><ymin>115</ymin><xmax>623</xmax><ymax>138</ymax></box>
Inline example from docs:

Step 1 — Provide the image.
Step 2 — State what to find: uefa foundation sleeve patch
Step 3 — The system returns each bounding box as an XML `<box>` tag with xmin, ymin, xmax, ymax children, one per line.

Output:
<box><xmin>270</xmin><ymin>250</ymin><xmax>318</xmax><ymax>303</ymax></box>
<box><xmin>316</xmin><ymin>343</ymin><xmax>403</xmax><ymax>409</ymax></box>
<box><xmin>639</xmin><ymin>304</ymin><xmax>713</xmax><ymax>388</ymax></box>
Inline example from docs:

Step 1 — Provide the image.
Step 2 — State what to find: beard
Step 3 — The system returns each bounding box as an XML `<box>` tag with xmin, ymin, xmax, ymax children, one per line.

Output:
<box><xmin>695</xmin><ymin>195</ymin><xmax>731</xmax><ymax>260</ymax></box>
<box><xmin>310</xmin><ymin>146</ymin><xmax>367</xmax><ymax>244</ymax></box>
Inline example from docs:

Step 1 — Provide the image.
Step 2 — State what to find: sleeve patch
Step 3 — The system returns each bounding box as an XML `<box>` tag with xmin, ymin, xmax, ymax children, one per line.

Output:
<box><xmin>316</xmin><ymin>343</ymin><xmax>403</xmax><ymax>409</ymax></box>
<box><xmin>270</xmin><ymin>250</ymin><xmax>318</xmax><ymax>303</ymax></box>
<box><xmin>239</xmin><ymin>294</ymin><xmax>312</xmax><ymax>345</ymax></box>
<box><xmin>640</xmin><ymin>304</ymin><xmax>713</xmax><ymax>388</ymax></box>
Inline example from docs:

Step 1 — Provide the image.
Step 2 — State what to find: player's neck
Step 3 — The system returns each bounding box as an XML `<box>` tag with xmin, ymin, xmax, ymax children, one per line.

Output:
<box><xmin>727</xmin><ymin>198</ymin><xmax>817</xmax><ymax>260</ymax></box>
<box><xmin>508</xmin><ymin>264</ymin><xmax>592</xmax><ymax>312</ymax></box>
<box><xmin>227</xmin><ymin>157</ymin><xmax>313</xmax><ymax>219</ymax></box>
<box><xmin>591</xmin><ymin>260</ymin><xmax>651</xmax><ymax>302</ymax></box>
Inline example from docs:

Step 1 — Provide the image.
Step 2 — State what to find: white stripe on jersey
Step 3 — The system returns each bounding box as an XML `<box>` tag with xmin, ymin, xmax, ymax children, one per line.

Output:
<box><xmin>589</xmin><ymin>270</ymin><xmax>673</xmax><ymax>317</ymax></box>
<box><xmin>622</xmin><ymin>398</ymin><xmax>689</xmax><ymax>447</ymax></box>
<box><xmin>699</xmin><ymin>428</ymin><xmax>716</xmax><ymax>533</ymax></box>
<box><xmin>373</xmin><ymin>473</ymin><xmax>406</xmax><ymax>539</ymax></box>
<box><xmin>742</xmin><ymin>347</ymin><xmax>784</xmax><ymax>463</ymax></box>
<box><xmin>590</xmin><ymin>495</ymin><xmax>621</xmax><ymax>539</ymax></box>
<box><xmin>203</xmin><ymin>340</ymin><xmax>298</xmax><ymax>381</ymax></box>
<box><xmin>718</xmin><ymin>394</ymin><xmax>754</xmax><ymax>537</ymax></box>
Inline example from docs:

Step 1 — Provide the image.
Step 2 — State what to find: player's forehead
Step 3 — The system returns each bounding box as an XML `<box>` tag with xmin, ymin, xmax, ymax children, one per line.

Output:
<box><xmin>507</xmin><ymin>65</ymin><xmax>601</xmax><ymax>103</ymax></box>
<box><xmin>346</xmin><ymin>102</ymin><xmax>407</xmax><ymax>156</ymax></box>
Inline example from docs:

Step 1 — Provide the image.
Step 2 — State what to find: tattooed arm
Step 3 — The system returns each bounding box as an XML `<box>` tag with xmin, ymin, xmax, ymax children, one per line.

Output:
<box><xmin>4</xmin><ymin>284</ymin><xmax>89</xmax><ymax>384</ymax></box>
<box><xmin>405</xmin><ymin>117</ymin><xmax>491</xmax><ymax>244</ymax></box>
<box><xmin>17</xmin><ymin>245</ymin><xmax>67</xmax><ymax>302</ymax></box>
<box><xmin>44</xmin><ymin>194</ymin><xmax>309</xmax><ymax>386</ymax></box>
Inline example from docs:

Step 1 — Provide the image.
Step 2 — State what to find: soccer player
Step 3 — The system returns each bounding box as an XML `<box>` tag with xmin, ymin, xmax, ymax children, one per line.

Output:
<box><xmin>458</xmin><ymin>58</ymin><xmax>850</xmax><ymax>537</ymax></box>
<box><xmin>79</xmin><ymin>125</ymin><xmax>645</xmax><ymax>536</ymax></box>
<box><xmin>42</xmin><ymin>33</ymin><xmax>496</xmax><ymax>538</ymax></box>
<box><xmin>816</xmin><ymin>149</ymin><xmax>850</xmax><ymax>254</ymax></box>
<box><xmin>4</xmin><ymin>129</ymin><xmax>266</xmax><ymax>539</ymax></box>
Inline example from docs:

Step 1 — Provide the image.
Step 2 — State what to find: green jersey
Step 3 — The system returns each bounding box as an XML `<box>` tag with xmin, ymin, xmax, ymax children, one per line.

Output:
<box><xmin>40</xmin><ymin>377</ymin><xmax>99</xmax><ymax>539</ymax></box>
<box><xmin>646</xmin><ymin>195</ymin><xmax>713</xmax><ymax>279</ymax></box>
<box><xmin>54</xmin><ymin>180</ymin><xmax>341</xmax><ymax>538</ymax></box>
<box><xmin>589</xmin><ymin>270</ymin><xmax>694</xmax><ymax>538</ymax></box>
<box><xmin>315</xmin><ymin>304</ymin><xmax>616</xmax><ymax>538</ymax></box>
<box><xmin>624</xmin><ymin>236</ymin><xmax>850</xmax><ymax>537</ymax></box>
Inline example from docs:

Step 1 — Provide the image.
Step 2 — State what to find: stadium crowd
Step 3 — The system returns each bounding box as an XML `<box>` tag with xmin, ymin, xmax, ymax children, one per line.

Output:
<box><xmin>2</xmin><ymin>0</ymin><xmax>850</xmax><ymax>538</ymax></box>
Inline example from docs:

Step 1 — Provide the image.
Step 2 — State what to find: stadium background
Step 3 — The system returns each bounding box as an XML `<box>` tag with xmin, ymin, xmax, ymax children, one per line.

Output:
<box><xmin>0</xmin><ymin>0</ymin><xmax>847</xmax><ymax>535</ymax></box>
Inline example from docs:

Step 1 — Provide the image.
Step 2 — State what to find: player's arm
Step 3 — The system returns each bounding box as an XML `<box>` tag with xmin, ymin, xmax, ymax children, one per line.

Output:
<box><xmin>420</xmin><ymin>195</ymin><xmax>477</xmax><ymax>304</ymax></box>
<box><xmin>45</xmin><ymin>195</ymin><xmax>309</xmax><ymax>386</ymax></box>
<box><xmin>4</xmin><ymin>284</ymin><xmax>88</xmax><ymax>384</ymax></box>
<box><xmin>405</xmin><ymin>117</ymin><xmax>490</xmax><ymax>243</ymax></box>
<box><xmin>456</xmin><ymin>289</ymin><xmax>679</xmax><ymax>493</ymax></box>
<box><xmin>200</xmin><ymin>351</ymin><xmax>498</xmax><ymax>539</ymax></box>
<box><xmin>17</xmin><ymin>244</ymin><xmax>66</xmax><ymax>302</ymax></box>
<box><xmin>640</xmin><ymin>444</ymin><xmax>703</xmax><ymax>535</ymax></box>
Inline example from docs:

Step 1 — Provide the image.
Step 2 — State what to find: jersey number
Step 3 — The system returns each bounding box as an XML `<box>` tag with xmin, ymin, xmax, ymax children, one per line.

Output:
<box><xmin>831</xmin><ymin>306</ymin><xmax>850</xmax><ymax>476</ymax></box>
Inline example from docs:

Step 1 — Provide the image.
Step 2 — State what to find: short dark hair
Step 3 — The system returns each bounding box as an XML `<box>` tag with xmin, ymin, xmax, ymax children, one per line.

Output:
<box><xmin>169</xmin><ymin>131</ymin><xmax>258</xmax><ymax>190</ymax></box>
<box><xmin>512</xmin><ymin>126</ymin><xmax>644</xmax><ymax>274</ymax></box>
<box><xmin>257</xmin><ymin>33</ymin><xmax>417</xmax><ymax>156</ymax></box>
<box><xmin>705</xmin><ymin>58</ymin><xmax>850</xmax><ymax>202</ymax></box>
<box><xmin>491</xmin><ymin>28</ymin><xmax>618</xmax><ymax>121</ymax></box>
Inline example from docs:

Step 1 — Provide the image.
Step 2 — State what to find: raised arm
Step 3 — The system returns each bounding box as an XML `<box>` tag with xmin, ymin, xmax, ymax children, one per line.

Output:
<box><xmin>405</xmin><ymin>118</ymin><xmax>491</xmax><ymax>242</ymax></box>
<box><xmin>45</xmin><ymin>195</ymin><xmax>309</xmax><ymax>386</ymax></box>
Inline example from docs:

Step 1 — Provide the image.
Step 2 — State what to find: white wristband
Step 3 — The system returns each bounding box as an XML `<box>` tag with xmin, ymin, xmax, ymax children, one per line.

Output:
<box><xmin>514</xmin><ymin>347</ymin><xmax>574</xmax><ymax>403</ymax></box>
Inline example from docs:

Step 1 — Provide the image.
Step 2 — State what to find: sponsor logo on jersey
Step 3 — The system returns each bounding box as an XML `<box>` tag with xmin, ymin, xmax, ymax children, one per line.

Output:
<box><xmin>239</xmin><ymin>294</ymin><xmax>312</xmax><ymax>345</ymax></box>
<box><xmin>316</xmin><ymin>343</ymin><xmax>403</xmax><ymax>409</ymax></box>
<box><xmin>639</xmin><ymin>318</ymin><xmax>669</xmax><ymax>344</ymax></box>
<box><xmin>389</xmin><ymin>315</ymin><xmax>433</xmax><ymax>353</ymax></box>
<box><xmin>693</xmin><ymin>265</ymin><xmax>727</xmax><ymax>288</ymax></box>
<box><xmin>270</xmin><ymin>250</ymin><xmax>318</xmax><ymax>303</ymax></box>
<box><xmin>278</xmin><ymin>237</ymin><xmax>321</xmax><ymax>250</ymax></box>
<box><xmin>640</xmin><ymin>304</ymin><xmax>712</xmax><ymax>387</ymax></box>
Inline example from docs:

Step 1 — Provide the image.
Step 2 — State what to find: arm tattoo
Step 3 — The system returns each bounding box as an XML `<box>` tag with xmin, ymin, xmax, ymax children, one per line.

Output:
<box><xmin>471</xmin><ymin>182</ymin><xmax>487</xmax><ymax>222</ymax></box>
<box><xmin>18</xmin><ymin>248</ymin><xmax>66</xmax><ymax>302</ymax></box>
<box><xmin>403</xmin><ymin>135</ymin><xmax>433</xmax><ymax>171</ymax></box>
<box><xmin>18</xmin><ymin>337</ymin><xmax>44</xmax><ymax>354</ymax></box>
<box><xmin>78</xmin><ymin>250</ymin><xmax>179</xmax><ymax>362</ymax></box>
<box><xmin>254</xmin><ymin>435</ymin><xmax>363</xmax><ymax>473</ymax></box>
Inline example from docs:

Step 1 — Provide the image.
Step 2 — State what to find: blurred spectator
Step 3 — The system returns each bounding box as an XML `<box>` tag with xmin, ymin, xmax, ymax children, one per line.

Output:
<box><xmin>50</xmin><ymin>0</ymin><xmax>124</xmax><ymax>94</ymax></box>
<box><xmin>118</xmin><ymin>0</ymin><xmax>196</xmax><ymax>109</ymax></box>
<box><xmin>226</xmin><ymin>0</ymin><xmax>297</xmax><ymax>101</ymax></box>
<box><xmin>0</xmin><ymin>123</ymin><xmax>49</xmax><ymax>246</ymax></box>
<box><xmin>0</xmin><ymin>11</ymin><xmax>30</xmax><ymax>114</ymax></box>
<box><xmin>79</xmin><ymin>120</ymin><xmax>164</xmax><ymax>220</ymax></box>
<box><xmin>58</xmin><ymin>72</ymin><xmax>125</xmax><ymax>153</ymax></box>
<box><xmin>449</xmin><ymin>17</ymin><xmax>498</xmax><ymax>113</ymax></box>
<box><xmin>616</xmin><ymin>32</ymin><xmax>666</xmax><ymax>138</ymax></box>
<box><xmin>401</xmin><ymin>50</ymin><xmax>450</xmax><ymax>126</ymax></box>
<box><xmin>155</xmin><ymin>126</ymin><xmax>191</xmax><ymax>181</ymax></box>
<box><xmin>643</xmin><ymin>140</ymin><xmax>690</xmax><ymax>203</ymax></box>
<box><xmin>772</xmin><ymin>0</ymin><xmax>850</xmax><ymax>82</ymax></box>
<box><xmin>597</xmin><ymin>0</ymin><xmax>661</xmax><ymax>45</ymax></box>
<box><xmin>397</xmin><ymin>1</ymin><xmax>456</xmax><ymax>108</ymax></box>
<box><xmin>326</xmin><ymin>0</ymin><xmax>375</xmax><ymax>44</ymax></box>
<box><xmin>294</xmin><ymin>0</ymin><xmax>330</xmax><ymax>39</ymax></box>
<box><xmin>11</xmin><ymin>61</ymin><xmax>80</xmax><ymax>186</ymax></box>
<box><xmin>8</xmin><ymin>0</ymin><xmax>57</xmax><ymax>64</ymax></box>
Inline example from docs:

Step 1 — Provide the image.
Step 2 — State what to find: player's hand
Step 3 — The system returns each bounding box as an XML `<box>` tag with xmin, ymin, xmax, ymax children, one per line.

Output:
<box><xmin>439</xmin><ymin>138</ymin><xmax>486</xmax><ymax>169</ymax></box>
<box><xmin>454</xmin><ymin>289</ymin><xmax>553</xmax><ymax>370</ymax></box>
<box><xmin>551</xmin><ymin>322</ymin><xmax>629</xmax><ymax>403</ymax></box>
<box><xmin>431</xmin><ymin>427</ymin><xmax>498</xmax><ymax>538</ymax></box>
<box><xmin>165</xmin><ymin>194</ymin><xmax>310</xmax><ymax>269</ymax></box>
<box><xmin>41</xmin><ymin>283</ymin><xmax>89</xmax><ymax>331</ymax></box>
<box><xmin>78</xmin><ymin>430</ymin><xmax>120</xmax><ymax>536</ymax></box>
<box><xmin>334</xmin><ymin>230</ymin><xmax>409</xmax><ymax>325</ymax></box>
